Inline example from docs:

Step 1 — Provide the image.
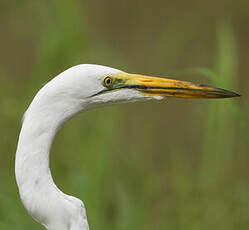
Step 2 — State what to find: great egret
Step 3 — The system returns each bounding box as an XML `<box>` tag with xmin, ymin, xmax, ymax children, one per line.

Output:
<box><xmin>15</xmin><ymin>64</ymin><xmax>239</xmax><ymax>230</ymax></box>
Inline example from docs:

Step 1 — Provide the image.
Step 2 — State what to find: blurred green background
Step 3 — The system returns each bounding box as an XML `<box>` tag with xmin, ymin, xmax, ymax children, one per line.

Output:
<box><xmin>0</xmin><ymin>0</ymin><xmax>248</xmax><ymax>229</ymax></box>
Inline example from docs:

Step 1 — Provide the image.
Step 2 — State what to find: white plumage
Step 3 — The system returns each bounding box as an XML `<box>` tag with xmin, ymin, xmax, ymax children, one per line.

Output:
<box><xmin>15</xmin><ymin>64</ymin><xmax>238</xmax><ymax>230</ymax></box>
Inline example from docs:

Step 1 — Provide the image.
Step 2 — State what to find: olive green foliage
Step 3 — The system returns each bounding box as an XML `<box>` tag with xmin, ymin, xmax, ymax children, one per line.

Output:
<box><xmin>0</xmin><ymin>0</ymin><xmax>248</xmax><ymax>229</ymax></box>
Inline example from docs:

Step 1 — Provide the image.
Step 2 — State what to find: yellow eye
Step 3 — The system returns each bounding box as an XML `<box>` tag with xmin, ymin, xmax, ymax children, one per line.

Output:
<box><xmin>103</xmin><ymin>76</ymin><xmax>113</xmax><ymax>87</ymax></box>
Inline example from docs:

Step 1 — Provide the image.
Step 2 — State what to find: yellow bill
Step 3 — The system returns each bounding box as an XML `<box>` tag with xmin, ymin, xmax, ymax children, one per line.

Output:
<box><xmin>114</xmin><ymin>72</ymin><xmax>240</xmax><ymax>98</ymax></box>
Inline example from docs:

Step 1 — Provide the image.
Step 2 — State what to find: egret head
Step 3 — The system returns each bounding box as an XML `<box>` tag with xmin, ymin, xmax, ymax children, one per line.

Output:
<box><xmin>59</xmin><ymin>64</ymin><xmax>239</xmax><ymax>108</ymax></box>
<box><xmin>28</xmin><ymin>64</ymin><xmax>239</xmax><ymax>122</ymax></box>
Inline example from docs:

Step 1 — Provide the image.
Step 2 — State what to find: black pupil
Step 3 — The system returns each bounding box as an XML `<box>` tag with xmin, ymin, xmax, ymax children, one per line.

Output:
<box><xmin>106</xmin><ymin>78</ymin><xmax>111</xmax><ymax>85</ymax></box>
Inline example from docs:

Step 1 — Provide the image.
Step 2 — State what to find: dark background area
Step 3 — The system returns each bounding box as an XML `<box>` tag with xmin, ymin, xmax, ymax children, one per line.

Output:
<box><xmin>0</xmin><ymin>0</ymin><xmax>248</xmax><ymax>229</ymax></box>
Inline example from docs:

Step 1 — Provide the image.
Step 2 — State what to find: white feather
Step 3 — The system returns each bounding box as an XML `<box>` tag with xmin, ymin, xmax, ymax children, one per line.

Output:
<box><xmin>15</xmin><ymin>64</ymin><xmax>155</xmax><ymax>230</ymax></box>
